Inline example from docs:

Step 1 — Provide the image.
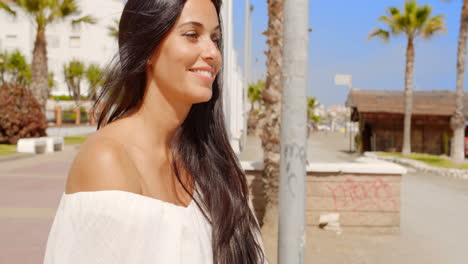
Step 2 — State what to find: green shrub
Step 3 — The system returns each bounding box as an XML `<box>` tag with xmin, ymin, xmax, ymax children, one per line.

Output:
<box><xmin>50</xmin><ymin>95</ymin><xmax>87</xmax><ymax>101</ymax></box>
<box><xmin>355</xmin><ymin>134</ymin><xmax>361</xmax><ymax>152</ymax></box>
<box><xmin>0</xmin><ymin>83</ymin><xmax>47</xmax><ymax>144</ymax></box>
<box><xmin>62</xmin><ymin>107</ymin><xmax>89</xmax><ymax>124</ymax></box>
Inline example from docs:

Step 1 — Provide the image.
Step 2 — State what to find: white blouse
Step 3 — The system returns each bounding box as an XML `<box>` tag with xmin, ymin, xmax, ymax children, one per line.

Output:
<box><xmin>44</xmin><ymin>189</ymin><xmax>267</xmax><ymax>264</ymax></box>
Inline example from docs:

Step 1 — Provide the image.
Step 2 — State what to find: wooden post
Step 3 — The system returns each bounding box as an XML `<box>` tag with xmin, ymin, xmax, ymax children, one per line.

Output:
<box><xmin>74</xmin><ymin>107</ymin><xmax>80</xmax><ymax>125</ymax></box>
<box><xmin>55</xmin><ymin>105</ymin><xmax>62</xmax><ymax>126</ymax></box>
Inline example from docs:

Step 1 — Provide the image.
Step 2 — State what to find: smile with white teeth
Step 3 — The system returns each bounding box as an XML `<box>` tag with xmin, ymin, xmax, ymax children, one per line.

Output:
<box><xmin>191</xmin><ymin>70</ymin><xmax>212</xmax><ymax>78</ymax></box>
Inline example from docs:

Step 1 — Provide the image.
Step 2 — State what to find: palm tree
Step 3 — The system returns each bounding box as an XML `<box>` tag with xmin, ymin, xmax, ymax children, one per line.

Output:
<box><xmin>260</xmin><ymin>0</ymin><xmax>284</xmax><ymax>262</ymax></box>
<box><xmin>85</xmin><ymin>63</ymin><xmax>104</xmax><ymax>101</ymax></box>
<box><xmin>247</xmin><ymin>80</ymin><xmax>265</xmax><ymax>135</ymax></box>
<box><xmin>63</xmin><ymin>59</ymin><xmax>85</xmax><ymax>105</ymax></box>
<box><xmin>5</xmin><ymin>49</ymin><xmax>31</xmax><ymax>87</ymax></box>
<box><xmin>0</xmin><ymin>0</ymin><xmax>96</xmax><ymax>109</ymax></box>
<box><xmin>369</xmin><ymin>0</ymin><xmax>446</xmax><ymax>156</ymax></box>
<box><xmin>107</xmin><ymin>19</ymin><xmax>120</xmax><ymax>40</ymax></box>
<box><xmin>448</xmin><ymin>0</ymin><xmax>468</xmax><ymax>165</ymax></box>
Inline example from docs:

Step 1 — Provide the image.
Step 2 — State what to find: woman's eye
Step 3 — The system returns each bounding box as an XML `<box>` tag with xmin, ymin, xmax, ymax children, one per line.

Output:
<box><xmin>184</xmin><ymin>32</ymin><xmax>198</xmax><ymax>41</ymax></box>
<box><xmin>212</xmin><ymin>36</ymin><xmax>221</xmax><ymax>47</ymax></box>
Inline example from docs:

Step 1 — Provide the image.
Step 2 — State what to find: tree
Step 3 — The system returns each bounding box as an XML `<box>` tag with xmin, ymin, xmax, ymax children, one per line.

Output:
<box><xmin>63</xmin><ymin>60</ymin><xmax>85</xmax><ymax>105</ymax></box>
<box><xmin>0</xmin><ymin>0</ymin><xmax>96</xmax><ymax>109</ymax></box>
<box><xmin>369</xmin><ymin>0</ymin><xmax>446</xmax><ymax>156</ymax></box>
<box><xmin>48</xmin><ymin>72</ymin><xmax>55</xmax><ymax>97</ymax></box>
<box><xmin>247</xmin><ymin>80</ymin><xmax>265</xmax><ymax>135</ymax></box>
<box><xmin>5</xmin><ymin>50</ymin><xmax>31</xmax><ymax>87</ymax></box>
<box><xmin>448</xmin><ymin>0</ymin><xmax>468</xmax><ymax>165</ymax></box>
<box><xmin>0</xmin><ymin>49</ymin><xmax>31</xmax><ymax>87</ymax></box>
<box><xmin>0</xmin><ymin>51</ymin><xmax>9</xmax><ymax>85</ymax></box>
<box><xmin>85</xmin><ymin>63</ymin><xmax>104</xmax><ymax>101</ymax></box>
<box><xmin>107</xmin><ymin>18</ymin><xmax>119</xmax><ymax>40</ymax></box>
<box><xmin>307</xmin><ymin>96</ymin><xmax>321</xmax><ymax>125</ymax></box>
<box><xmin>260</xmin><ymin>0</ymin><xmax>284</xmax><ymax>262</ymax></box>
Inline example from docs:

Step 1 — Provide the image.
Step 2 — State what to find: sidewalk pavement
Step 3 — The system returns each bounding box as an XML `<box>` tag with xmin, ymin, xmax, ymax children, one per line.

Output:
<box><xmin>1</xmin><ymin>132</ymin><xmax>467</xmax><ymax>263</ymax></box>
<box><xmin>0</xmin><ymin>145</ymin><xmax>79</xmax><ymax>263</ymax></box>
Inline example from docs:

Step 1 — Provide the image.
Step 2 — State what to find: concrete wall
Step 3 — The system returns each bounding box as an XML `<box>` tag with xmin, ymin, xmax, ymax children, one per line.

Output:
<box><xmin>243</xmin><ymin>158</ymin><xmax>405</xmax><ymax>229</ymax></box>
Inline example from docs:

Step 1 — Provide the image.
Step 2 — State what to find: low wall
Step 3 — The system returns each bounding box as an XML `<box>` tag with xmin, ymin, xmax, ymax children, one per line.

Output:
<box><xmin>242</xmin><ymin>158</ymin><xmax>406</xmax><ymax>229</ymax></box>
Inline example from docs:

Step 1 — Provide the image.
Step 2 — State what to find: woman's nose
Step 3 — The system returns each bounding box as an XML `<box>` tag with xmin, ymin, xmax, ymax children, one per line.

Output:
<box><xmin>201</xmin><ymin>37</ymin><xmax>221</xmax><ymax>63</ymax></box>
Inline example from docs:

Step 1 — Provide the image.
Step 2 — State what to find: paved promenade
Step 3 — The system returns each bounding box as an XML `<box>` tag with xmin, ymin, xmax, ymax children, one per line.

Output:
<box><xmin>1</xmin><ymin>132</ymin><xmax>468</xmax><ymax>263</ymax></box>
<box><xmin>0</xmin><ymin>145</ymin><xmax>78</xmax><ymax>263</ymax></box>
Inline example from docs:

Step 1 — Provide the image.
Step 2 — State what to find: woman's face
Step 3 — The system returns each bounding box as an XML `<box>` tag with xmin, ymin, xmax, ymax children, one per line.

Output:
<box><xmin>148</xmin><ymin>0</ymin><xmax>222</xmax><ymax>104</ymax></box>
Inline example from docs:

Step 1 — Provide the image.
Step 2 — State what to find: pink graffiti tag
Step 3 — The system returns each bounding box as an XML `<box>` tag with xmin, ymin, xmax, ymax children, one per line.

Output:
<box><xmin>326</xmin><ymin>178</ymin><xmax>398</xmax><ymax>211</ymax></box>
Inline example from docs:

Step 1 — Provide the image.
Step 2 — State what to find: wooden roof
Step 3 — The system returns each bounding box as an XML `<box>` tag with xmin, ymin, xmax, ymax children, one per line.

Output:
<box><xmin>346</xmin><ymin>89</ymin><xmax>468</xmax><ymax>117</ymax></box>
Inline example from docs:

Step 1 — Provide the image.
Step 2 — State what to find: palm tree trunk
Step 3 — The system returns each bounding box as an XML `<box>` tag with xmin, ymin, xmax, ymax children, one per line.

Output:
<box><xmin>260</xmin><ymin>1</ymin><xmax>284</xmax><ymax>263</ymax></box>
<box><xmin>402</xmin><ymin>38</ymin><xmax>415</xmax><ymax>156</ymax></box>
<box><xmin>31</xmin><ymin>28</ymin><xmax>49</xmax><ymax>110</ymax></box>
<box><xmin>451</xmin><ymin>0</ymin><xmax>468</xmax><ymax>165</ymax></box>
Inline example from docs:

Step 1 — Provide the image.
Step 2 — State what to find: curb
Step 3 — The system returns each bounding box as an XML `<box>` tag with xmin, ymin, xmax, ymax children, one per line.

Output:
<box><xmin>364</xmin><ymin>152</ymin><xmax>468</xmax><ymax>180</ymax></box>
<box><xmin>0</xmin><ymin>153</ymin><xmax>36</xmax><ymax>163</ymax></box>
<box><xmin>0</xmin><ymin>144</ymin><xmax>81</xmax><ymax>163</ymax></box>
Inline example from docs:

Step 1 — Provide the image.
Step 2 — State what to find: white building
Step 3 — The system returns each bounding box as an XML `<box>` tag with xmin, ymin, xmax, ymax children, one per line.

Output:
<box><xmin>0</xmin><ymin>0</ymin><xmax>246</xmax><ymax>153</ymax></box>
<box><xmin>0</xmin><ymin>0</ymin><xmax>124</xmax><ymax>96</ymax></box>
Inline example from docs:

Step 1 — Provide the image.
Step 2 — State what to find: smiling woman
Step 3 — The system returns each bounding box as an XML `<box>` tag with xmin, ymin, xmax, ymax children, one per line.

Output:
<box><xmin>43</xmin><ymin>0</ymin><xmax>267</xmax><ymax>264</ymax></box>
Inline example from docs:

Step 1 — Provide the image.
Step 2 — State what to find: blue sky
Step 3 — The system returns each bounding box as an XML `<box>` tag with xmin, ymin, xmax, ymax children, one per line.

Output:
<box><xmin>233</xmin><ymin>0</ymin><xmax>463</xmax><ymax>107</ymax></box>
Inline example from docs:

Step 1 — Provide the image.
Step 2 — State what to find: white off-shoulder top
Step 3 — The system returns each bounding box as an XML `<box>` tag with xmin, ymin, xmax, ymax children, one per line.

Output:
<box><xmin>43</xmin><ymin>189</ymin><xmax>214</xmax><ymax>264</ymax></box>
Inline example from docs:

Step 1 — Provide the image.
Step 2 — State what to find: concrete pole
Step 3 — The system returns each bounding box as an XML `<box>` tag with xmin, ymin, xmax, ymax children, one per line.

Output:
<box><xmin>278</xmin><ymin>0</ymin><xmax>308</xmax><ymax>263</ymax></box>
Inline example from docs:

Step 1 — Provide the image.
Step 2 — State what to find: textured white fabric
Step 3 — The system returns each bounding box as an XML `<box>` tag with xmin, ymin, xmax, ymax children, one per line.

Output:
<box><xmin>43</xmin><ymin>190</ymin><xmax>213</xmax><ymax>264</ymax></box>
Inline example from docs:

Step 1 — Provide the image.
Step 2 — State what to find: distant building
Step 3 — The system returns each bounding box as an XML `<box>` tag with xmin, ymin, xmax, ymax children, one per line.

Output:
<box><xmin>346</xmin><ymin>89</ymin><xmax>468</xmax><ymax>155</ymax></box>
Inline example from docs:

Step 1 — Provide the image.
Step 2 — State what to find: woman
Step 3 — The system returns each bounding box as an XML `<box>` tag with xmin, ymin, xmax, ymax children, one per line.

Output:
<box><xmin>43</xmin><ymin>0</ymin><xmax>266</xmax><ymax>263</ymax></box>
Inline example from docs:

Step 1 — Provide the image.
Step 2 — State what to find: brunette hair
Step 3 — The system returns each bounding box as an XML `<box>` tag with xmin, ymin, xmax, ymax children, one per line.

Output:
<box><xmin>93</xmin><ymin>0</ymin><xmax>265</xmax><ymax>263</ymax></box>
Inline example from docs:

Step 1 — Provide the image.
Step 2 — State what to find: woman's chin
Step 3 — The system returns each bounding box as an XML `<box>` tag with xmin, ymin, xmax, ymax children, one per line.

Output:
<box><xmin>191</xmin><ymin>91</ymin><xmax>212</xmax><ymax>104</ymax></box>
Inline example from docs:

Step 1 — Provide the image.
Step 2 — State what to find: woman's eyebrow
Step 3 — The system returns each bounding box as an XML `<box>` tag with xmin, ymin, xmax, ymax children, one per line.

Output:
<box><xmin>178</xmin><ymin>21</ymin><xmax>221</xmax><ymax>31</ymax></box>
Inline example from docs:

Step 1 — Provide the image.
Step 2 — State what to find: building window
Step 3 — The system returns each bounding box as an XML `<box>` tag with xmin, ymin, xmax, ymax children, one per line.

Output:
<box><xmin>5</xmin><ymin>34</ymin><xmax>17</xmax><ymax>48</ymax></box>
<box><xmin>69</xmin><ymin>36</ymin><xmax>80</xmax><ymax>48</ymax></box>
<box><xmin>6</xmin><ymin>34</ymin><xmax>17</xmax><ymax>40</ymax></box>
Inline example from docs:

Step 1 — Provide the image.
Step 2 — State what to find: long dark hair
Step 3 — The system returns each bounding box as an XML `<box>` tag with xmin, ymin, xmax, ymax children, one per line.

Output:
<box><xmin>93</xmin><ymin>0</ymin><xmax>265</xmax><ymax>263</ymax></box>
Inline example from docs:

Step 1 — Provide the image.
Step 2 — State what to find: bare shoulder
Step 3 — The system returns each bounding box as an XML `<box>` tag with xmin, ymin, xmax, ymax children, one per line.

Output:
<box><xmin>65</xmin><ymin>132</ymin><xmax>142</xmax><ymax>194</ymax></box>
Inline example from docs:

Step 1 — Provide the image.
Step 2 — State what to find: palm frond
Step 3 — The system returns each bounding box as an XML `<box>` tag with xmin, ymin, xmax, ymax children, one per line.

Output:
<box><xmin>421</xmin><ymin>14</ymin><xmax>447</xmax><ymax>39</ymax></box>
<box><xmin>107</xmin><ymin>19</ymin><xmax>119</xmax><ymax>39</ymax></box>
<box><xmin>0</xmin><ymin>1</ymin><xmax>17</xmax><ymax>15</ymax></box>
<box><xmin>18</xmin><ymin>0</ymin><xmax>40</xmax><ymax>13</ymax></box>
<box><xmin>414</xmin><ymin>5</ymin><xmax>431</xmax><ymax>29</ymax></box>
<box><xmin>72</xmin><ymin>15</ymin><xmax>97</xmax><ymax>25</ymax></box>
<box><xmin>368</xmin><ymin>28</ymin><xmax>390</xmax><ymax>43</ymax></box>
<box><xmin>387</xmin><ymin>6</ymin><xmax>400</xmax><ymax>16</ymax></box>
<box><xmin>58</xmin><ymin>0</ymin><xmax>79</xmax><ymax>17</ymax></box>
<box><xmin>404</xmin><ymin>0</ymin><xmax>417</xmax><ymax>17</ymax></box>
<box><xmin>385</xmin><ymin>7</ymin><xmax>405</xmax><ymax>36</ymax></box>
<box><xmin>378</xmin><ymin>15</ymin><xmax>394</xmax><ymax>27</ymax></box>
